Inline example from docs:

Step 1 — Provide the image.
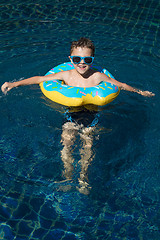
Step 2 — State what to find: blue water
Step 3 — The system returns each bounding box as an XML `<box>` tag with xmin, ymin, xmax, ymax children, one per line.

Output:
<box><xmin>0</xmin><ymin>0</ymin><xmax>160</xmax><ymax>239</ymax></box>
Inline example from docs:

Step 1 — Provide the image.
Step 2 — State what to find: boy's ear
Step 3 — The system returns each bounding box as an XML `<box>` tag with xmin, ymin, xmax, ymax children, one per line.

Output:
<box><xmin>68</xmin><ymin>56</ymin><xmax>73</xmax><ymax>63</ymax></box>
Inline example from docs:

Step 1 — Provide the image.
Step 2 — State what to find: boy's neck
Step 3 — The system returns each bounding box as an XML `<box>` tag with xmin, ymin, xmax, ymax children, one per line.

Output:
<box><xmin>75</xmin><ymin>68</ymin><xmax>93</xmax><ymax>79</ymax></box>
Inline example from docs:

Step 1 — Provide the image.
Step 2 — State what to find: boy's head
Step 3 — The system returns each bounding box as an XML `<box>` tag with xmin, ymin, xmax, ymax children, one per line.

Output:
<box><xmin>70</xmin><ymin>37</ymin><xmax>95</xmax><ymax>57</ymax></box>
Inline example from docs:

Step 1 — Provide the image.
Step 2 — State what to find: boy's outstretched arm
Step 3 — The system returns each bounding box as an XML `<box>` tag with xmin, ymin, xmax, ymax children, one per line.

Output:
<box><xmin>1</xmin><ymin>76</ymin><xmax>42</xmax><ymax>94</ymax></box>
<box><xmin>1</xmin><ymin>72</ymin><xmax>64</xmax><ymax>94</ymax></box>
<box><xmin>120</xmin><ymin>83</ymin><xmax>155</xmax><ymax>97</ymax></box>
<box><xmin>100</xmin><ymin>73</ymin><xmax>155</xmax><ymax>97</ymax></box>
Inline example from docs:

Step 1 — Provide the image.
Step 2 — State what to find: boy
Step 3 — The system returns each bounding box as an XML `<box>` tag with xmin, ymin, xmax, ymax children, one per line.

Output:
<box><xmin>1</xmin><ymin>37</ymin><xmax>155</xmax><ymax>97</ymax></box>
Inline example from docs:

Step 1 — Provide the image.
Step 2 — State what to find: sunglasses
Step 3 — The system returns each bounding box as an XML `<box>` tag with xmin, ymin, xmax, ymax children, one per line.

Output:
<box><xmin>70</xmin><ymin>56</ymin><xmax>94</xmax><ymax>65</ymax></box>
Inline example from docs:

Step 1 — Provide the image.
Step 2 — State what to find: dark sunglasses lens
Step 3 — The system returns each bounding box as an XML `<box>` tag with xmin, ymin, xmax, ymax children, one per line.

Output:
<box><xmin>73</xmin><ymin>57</ymin><xmax>81</xmax><ymax>63</ymax></box>
<box><xmin>84</xmin><ymin>57</ymin><xmax>92</xmax><ymax>64</ymax></box>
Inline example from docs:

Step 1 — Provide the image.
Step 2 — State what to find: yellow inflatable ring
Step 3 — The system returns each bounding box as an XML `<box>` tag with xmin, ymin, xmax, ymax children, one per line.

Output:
<box><xmin>40</xmin><ymin>62</ymin><xmax>120</xmax><ymax>106</ymax></box>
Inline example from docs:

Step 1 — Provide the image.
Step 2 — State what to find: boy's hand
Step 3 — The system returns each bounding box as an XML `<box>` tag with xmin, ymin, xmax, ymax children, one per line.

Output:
<box><xmin>1</xmin><ymin>82</ymin><xmax>14</xmax><ymax>94</ymax></box>
<box><xmin>138</xmin><ymin>90</ymin><xmax>155</xmax><ymax>97</ymax></box>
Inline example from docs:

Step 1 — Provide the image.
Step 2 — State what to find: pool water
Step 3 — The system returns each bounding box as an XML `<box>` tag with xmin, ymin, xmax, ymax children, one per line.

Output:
<box><xmin>0</xmin><ymin>0</ymin><xmax>160</xmax><ymax>239</ymax></box>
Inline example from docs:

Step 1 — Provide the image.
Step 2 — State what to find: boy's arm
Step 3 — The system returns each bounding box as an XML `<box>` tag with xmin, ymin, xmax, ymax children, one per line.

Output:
<box><xmin>1</xmin><ymin>72</ymin><xmax>65</xmax><ymax>94</ymax></box>
<box><xmin>100</xmin><ymin>73</ymin><xmax>155</xmax><ymax>97</ymax></box>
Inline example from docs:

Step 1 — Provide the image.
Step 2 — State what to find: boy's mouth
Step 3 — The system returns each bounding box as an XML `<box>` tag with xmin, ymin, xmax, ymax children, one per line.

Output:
<box><xmin>78</xmin><ymin>64</ymin><xmax>87</xmax><ymax>70</ymax></box>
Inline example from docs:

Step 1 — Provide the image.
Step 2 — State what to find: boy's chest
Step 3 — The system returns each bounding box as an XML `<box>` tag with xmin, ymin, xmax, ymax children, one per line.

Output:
<box><xmin>65</xmin><ymin>73</ymin><xmax>100</xmax><ymax>88</ymax></box>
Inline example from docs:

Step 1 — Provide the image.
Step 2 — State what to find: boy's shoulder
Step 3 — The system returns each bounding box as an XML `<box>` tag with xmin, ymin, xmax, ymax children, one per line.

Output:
<box><xmin>92</xmin><ymin>70</ymin><xmax>103</xmax><ymax>79</ymax></box>
<box><xmin>60</xmin><ymin>69</ymin><xmax>71</xmax><ymax>77</ymax></box>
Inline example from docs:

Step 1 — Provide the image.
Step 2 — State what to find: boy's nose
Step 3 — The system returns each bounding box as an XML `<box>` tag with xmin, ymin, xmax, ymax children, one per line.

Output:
<box><xmin>80</xmin><ymin>58</ymin><xmax>85</xmax><ymax>63</ymax></box>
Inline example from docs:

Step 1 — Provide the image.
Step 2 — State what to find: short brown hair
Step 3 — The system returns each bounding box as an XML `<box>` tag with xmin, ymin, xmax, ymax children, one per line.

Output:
<box><xmin>70</xmin><ymin>37</ymin><xmax>95</xmax><ymax>56</ymax></box>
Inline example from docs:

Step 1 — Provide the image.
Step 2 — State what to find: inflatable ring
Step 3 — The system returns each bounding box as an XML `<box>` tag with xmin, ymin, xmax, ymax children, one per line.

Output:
<box><xmin>40</xmin><ymin>62</ymin><xmax>120</xmax><ymax>106</ymax></box>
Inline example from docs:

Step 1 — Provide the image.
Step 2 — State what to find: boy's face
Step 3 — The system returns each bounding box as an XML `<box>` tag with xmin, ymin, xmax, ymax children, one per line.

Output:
<box><xmin>69</xmin><ymin>47</ymin><xmax>93</xmax><ymax>76</ymax></box>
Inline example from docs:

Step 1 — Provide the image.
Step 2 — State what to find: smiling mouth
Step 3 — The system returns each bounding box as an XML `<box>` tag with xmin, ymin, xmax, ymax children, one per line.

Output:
<box><xmin>78</xmin><ymin>65</ymin><xmax>87</xmax><ymax>69</ymax></box>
